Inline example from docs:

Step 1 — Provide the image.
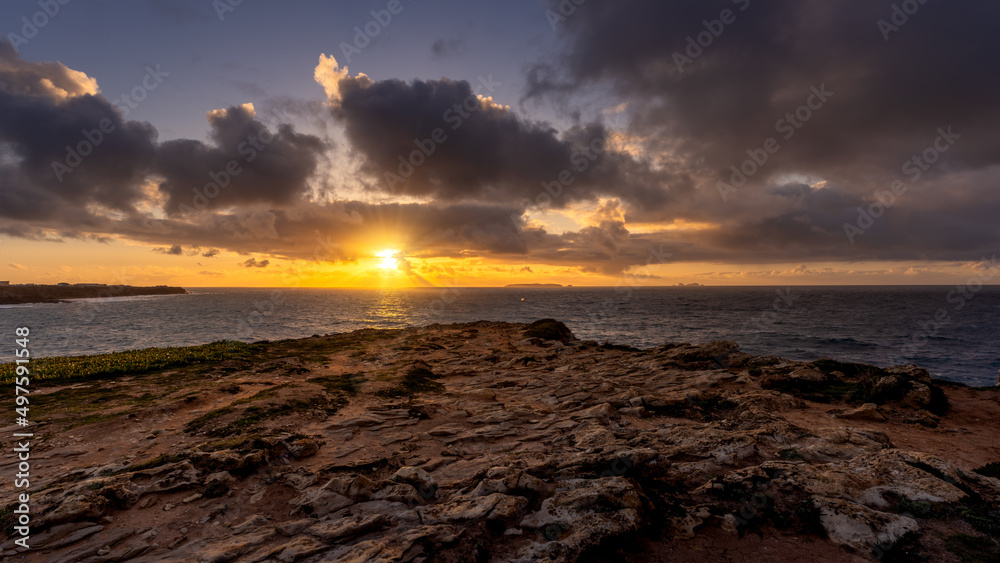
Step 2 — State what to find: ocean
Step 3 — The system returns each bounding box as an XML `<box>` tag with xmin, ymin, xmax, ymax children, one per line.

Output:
<box><xmin>1</xmin><ymin>286</ymin><xmax>998</xmax><ymax>386</ymax></box>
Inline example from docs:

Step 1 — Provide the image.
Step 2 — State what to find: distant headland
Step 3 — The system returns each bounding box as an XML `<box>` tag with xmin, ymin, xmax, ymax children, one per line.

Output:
<box><xmin>504</xmin><ymin>283</ymin><xmax>564</xmax><ymax>288</ymax></box>
<box><xmin>0</xmin><ymin>282</ymin><xmax>188</xmax><ymax>305</ymax></box>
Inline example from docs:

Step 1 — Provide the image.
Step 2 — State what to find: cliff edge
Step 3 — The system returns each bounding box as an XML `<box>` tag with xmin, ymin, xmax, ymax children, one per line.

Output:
<box><xmin>1</xmin><ymin>320</ymin><xmax>998</xmax><ymax>562</ymax></box>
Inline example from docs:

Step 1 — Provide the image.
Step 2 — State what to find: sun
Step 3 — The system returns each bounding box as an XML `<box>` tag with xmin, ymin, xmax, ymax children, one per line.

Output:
<box><xmin>376</xmin><ymin>249</ymin><xmax>399</xmax><ymax>270</ymax></box>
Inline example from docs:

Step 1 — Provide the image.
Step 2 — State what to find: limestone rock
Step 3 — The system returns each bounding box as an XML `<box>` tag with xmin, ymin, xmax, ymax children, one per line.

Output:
<box><xmin>304</xmin><ymin>514</ymin><xmax>388</xmax><ymax>542</ymax></box>
<box><xmin>837</xmin><ymin>403</ymin><xmax>886</xmax><ymax>421</ymax></box>
<box><xmin>392</xmin><ymin>466</ymin><xmax>438</xmax><ymax>499</ymax></box>
<box><xmin>814</xmin><ymin>496</ymin><xmax>918</xmax><ymax>556</ymax></box>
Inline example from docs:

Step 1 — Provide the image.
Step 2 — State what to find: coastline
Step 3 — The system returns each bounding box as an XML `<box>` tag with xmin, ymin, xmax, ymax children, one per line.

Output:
<box><xmin>2</xmin><ymin>320</ymin><xmax>998</xmax><ymax>562</ymax></box>
<box><xmin>0</xmin><ymin>285</ymin><xmax>188</xmax><ymax>305</ymax></box>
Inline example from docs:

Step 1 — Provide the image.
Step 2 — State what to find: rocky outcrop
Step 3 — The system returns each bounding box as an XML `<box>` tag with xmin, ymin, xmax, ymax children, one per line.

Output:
<box><xmin>2</xmin><ymin>321</ymin><xmax>998</xmax><ymax>562</ymax></box>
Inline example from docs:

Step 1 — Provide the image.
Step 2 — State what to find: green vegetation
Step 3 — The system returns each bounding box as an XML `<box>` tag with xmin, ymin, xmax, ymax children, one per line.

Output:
<box><xmin>893</xmin><ymin>498</ymin><xmax>951</xmax><ymax>520</ymax></box>
<box><xmin>232</xmin><ymin>385</ymin><xmax>288</xmax><ymax>405</ymax></box>
<box><xmin>197</xmin><ymin>434</ymin><xmax>271</xmax><ymax>453</ymax></box>
<box><xmin>186</xmin><ymin>393</ymin><xmax>347</xmax><ymax>437</ymax></box>
<box><xmin>0</xmin><ymin>340</ymin><xmax>256</xmax><ymax>384</ymax></box>
<box><xmin>66</xmin><ymin>411</ymin><xmax>131</xmax><ymax>429</ymax></box>
<box><xmin>185</xmin><ymin>406</ymin><xmax>236</xmax><ymax>433</ymax></box>
<box><xmin>125</xmin><ymin>453</ymin><xmax>188</xmax><ymax>473</ymax></box>
<box><xmin>959</xmin><ymin>504</ymin><xmax>1000</xmax><ymax>538</ymax></box>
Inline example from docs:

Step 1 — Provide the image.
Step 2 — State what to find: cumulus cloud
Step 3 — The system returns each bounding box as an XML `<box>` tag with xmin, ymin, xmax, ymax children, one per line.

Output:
<box><xmin>0</xmin><ymin>41</ymin><xmax>99</xmax><ymax>100</ymax></box>
<box><xmin>155</xmin><ymin>103</ymin><xmax>327</xmax><ymax>214</ymax></box>
<box><xmin>314</xmin><ymin>54</ymin><xmax>369</xmax><ymax>103</ymax></box>
<box><xmin>531</xmin><ymin>0</ymin><xmax>1000</xmax><ymax>177</ymax></box>
<box><xmin>519</xmin><ymin>0</ymin><xmax>1000</xmax><ymax>266</ymax></box>
<box><xmin>0</xmin><ymin>42</ymin><xmax>326</xmax><ymax>232</ymax></box>
<box><xmin>0</xmin><ymin>42</ymin><xmax>157</xmax><ymax>220</ymax></box>
<box><xmin>317</xmin><ymin>60</ymin><xmax>682</xmax><ymax>211</ymax></box>
<box><xmin>3</xmin><ymin>2</ymin><xmax>999</xmax><ymax>282</ymax></box>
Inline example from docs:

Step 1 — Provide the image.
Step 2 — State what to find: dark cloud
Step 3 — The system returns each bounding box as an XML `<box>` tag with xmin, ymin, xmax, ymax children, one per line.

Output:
<box><xmin>88</xmin><ymin>201</ymin><xmax>528</xmax><ymax>264</ymax></box>
<box><xmin>0</xmin><ymin>41</ymin><xmax>157</xmax><ymax>220</ymax></box>
<box><xmin>153</xmin><ymin>245</ymin><xmax>184</xmax><ymax>255</ymax></box>
<box><xmin>0</xmin><ymin>41</ymin><xmax>326</xmax><ymax>232</ymax></box>
<box><xmin>154</xmin><ymin>103</ymin><xmax>327</xmax><ymax>214</ymax></box>
<box><xmin>326</xmin><ymin>69</ymin><xmax>682</xmax><ymax>211</ymax></box>
<box><xmin>242</xmin><ymin>257</ymin><xmax>269</xmax><ymax>268</ymax></box>
<box><xmin>530</xmin><ymin>0</ymin><xmax>1000</xmax><ymax>180</ymax></box>
<box><xmin>4</xmin><ymin>1</ymin><xmax>1000</xmax><ymax>281</ymax></box>
<box><xmin>515</xmin><ymin>0</ymin><xmax>1000</xmax><ymax>267</ymax></box>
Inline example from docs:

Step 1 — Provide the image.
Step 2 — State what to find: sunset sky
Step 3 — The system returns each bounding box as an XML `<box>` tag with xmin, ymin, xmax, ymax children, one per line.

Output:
<box><xmin>1</xmin><ymin>0</ymin><xmax>997</xmax><ymax>287</ymax></box>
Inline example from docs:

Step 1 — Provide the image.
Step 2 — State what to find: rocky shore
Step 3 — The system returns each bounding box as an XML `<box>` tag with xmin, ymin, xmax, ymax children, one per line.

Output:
<box><xmin>1</xmin><ymin>320</ymin><xmax>999</xmax><ymax>562</ymax></box>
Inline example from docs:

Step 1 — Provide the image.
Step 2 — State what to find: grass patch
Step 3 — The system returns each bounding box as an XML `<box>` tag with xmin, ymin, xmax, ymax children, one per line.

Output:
<box><xmin>197</xmin><ymin>434</ymin><xmax>269</xmax><ymax>453</ymax></box>
<box><xmin>212</xmin><ymin>396</ymin><xmax>345</xmax><ymax>437</ymax></box>
<box><xmin>375</xmin><ymin>367</ymin><xmax>445</xmax><ymax>399</ymax></box>
<box><xmin>131</xmin><ymin>392</ymin><xmax>159</xmax><ymax>405</ymax></box>
<box><xmin>66</xmin><ymin>410</ymin><xmax>132</xmax><ymax>429</ymax></box>
<box><xmin>212</xmin><ymin>405</ymin><xmax>287</xmax><ymax>436</ymax></box>
<box><xmin>232</xmin><ymin>385</ymin><xmax>288</xmax><ymax>405</ymax></box>
<box><xmin>185</xmin><ymin>406</ymin><xmax>236</xmax><ymax>433</ymax></box>
<box><xmin>893</xmin><ymin>498</ymin><xmax>951</xmax><ymax>520</ymax></box>
<box><xmin>959</xmin><ymin>504</ymin><xmax>1000</xmax><ymax>538</ymax></box>
<box><xmin>0</xmin><ymin>340</ymin><xmax>257</xmax><ymax>384</ymax></box>
<box><xmin>187</xmin><ymin>393</ymin><xmax>347</xmax><ymax>437</ymax></box>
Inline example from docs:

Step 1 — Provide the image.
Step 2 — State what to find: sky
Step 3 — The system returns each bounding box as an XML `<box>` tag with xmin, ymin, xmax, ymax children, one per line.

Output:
<box><xmin>0</xmin><ymin>0</ymin><xmax>998</xmax><ymax>287</ymax></box>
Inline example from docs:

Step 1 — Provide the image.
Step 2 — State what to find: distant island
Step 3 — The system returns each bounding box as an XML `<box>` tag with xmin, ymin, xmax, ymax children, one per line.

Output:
<box><xmin>0</xmin><ymin>282</ymin><xmax>188</xmax><ymax>305</ymax></box>
<box><xmin>505</xmin><ymin>283</ymin><xmax>564</xmax><ymax>288</ymax></box>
